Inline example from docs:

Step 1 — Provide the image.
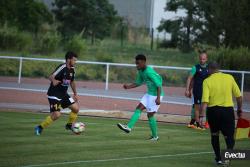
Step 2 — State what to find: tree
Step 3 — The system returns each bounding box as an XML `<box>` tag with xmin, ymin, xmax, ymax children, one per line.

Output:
<box><xmin>159</xmin><ymin>0</ymin><xmax>250</xmax><ymax>50</ymax></box>
<box><xmin>53</xmin><ymin>0</ymin><xmax>119</xmax><ymax>39</ymax></box>
<box><xmin>207</xmin><ymin>0</ymin><xmax>250</xmax><ymax>48</ymax></box>
<box><xmin>0</xmin><ymin>0</ymin><xmax>52</xmax><ymax>33</ymax></box>
<box><xmin>158</xmin><ymin>0</ymin><xmax>202</xmax><ymax>52</ymax></box>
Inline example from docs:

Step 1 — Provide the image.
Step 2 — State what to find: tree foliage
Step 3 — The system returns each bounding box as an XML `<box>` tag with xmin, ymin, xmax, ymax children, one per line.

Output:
<box><xmin>52</xmin><ymin>0</ymin><xmax>119</xmax><ymax>39</ymax></box>
<box><xmin>159</xmin><ymin>0</ymin><xmax>250</xmax><ymax>50</ymax></box>
<box><xmin>0</xmin><ymin>0</ymin><xmax>52</xmax><ymax>33</ymax></box>
<box><xmin>158</xmin><ymin>0</ymin><xmax>202</xmax><ymax>52</ymax></box>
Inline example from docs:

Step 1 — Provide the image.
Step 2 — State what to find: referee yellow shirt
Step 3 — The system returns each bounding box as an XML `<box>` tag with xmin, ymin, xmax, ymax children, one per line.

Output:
<box><xmin>202</xmin><ymin>72</ymin><xmax>241</xmax><ymax>107</ymax></box>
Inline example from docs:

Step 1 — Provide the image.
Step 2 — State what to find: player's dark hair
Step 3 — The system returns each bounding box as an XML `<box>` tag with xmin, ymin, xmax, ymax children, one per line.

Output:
<box><xmin>65</xmin><ymin>51</ymin><xmax>78</xmax><ymax>60</ymax></box>
<box><xmin>198</xmin><ymin>49</ymin><xmax>207</xmax><ymax>55</ymax></box>
<box><xmin>135</xmin><ymin>54</ymin><xmax>146</xmax><ymax>61</ymax></box>
<box><xmin>208</xmin><ymin>61</ymin><xmax>220</xmax><ymax>71</ymax></box>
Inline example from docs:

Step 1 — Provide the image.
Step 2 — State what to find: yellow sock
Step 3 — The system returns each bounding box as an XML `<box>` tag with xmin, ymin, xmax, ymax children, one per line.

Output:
<box><xmin>68</xmin><ymin>112</ymin><xmax>78</xmax><ymax>124</ymax></box>
<box><xmin>40</xmin><ymin>116</ymin><xmax>53</xmax><ymax>128</ymax></box>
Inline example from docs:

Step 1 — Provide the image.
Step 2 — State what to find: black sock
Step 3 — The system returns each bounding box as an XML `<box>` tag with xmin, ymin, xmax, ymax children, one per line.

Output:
<box><xmin>190</xmin><ymin>119</ymin><xmax>195</xmax><ymax>125</ymax></box>
<box><xmin>225</xmin><ymin>135</ymin><xmax>235</xmax><ymax>150</ymax></box>
<box><xmin>211</xmin><ymin>135</ymin><xmax>221</xmax><ymax>161</ymax></box>
<box><xmin>196</xmin><ymin>121</ymin><xmax>200</xmax><ymax>127</ymax></box>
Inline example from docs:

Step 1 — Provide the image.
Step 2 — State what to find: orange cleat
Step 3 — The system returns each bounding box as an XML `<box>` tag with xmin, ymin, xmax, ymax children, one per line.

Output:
<box><xmin>187</xmin><ymin>124</ymin><xmax>196</xmax><ymax>128</ymax></box>
<box><xmin>204</xmin><ymin>121</ymin><xmax>210</xmax><ymax>129</ymax></box>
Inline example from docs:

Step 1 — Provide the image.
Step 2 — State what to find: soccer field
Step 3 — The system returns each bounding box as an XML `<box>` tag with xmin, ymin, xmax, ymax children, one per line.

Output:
<box><xmin>0</xmin><ymin>111</ymin><xmax>249</xmax><ymax>167</ymax></box>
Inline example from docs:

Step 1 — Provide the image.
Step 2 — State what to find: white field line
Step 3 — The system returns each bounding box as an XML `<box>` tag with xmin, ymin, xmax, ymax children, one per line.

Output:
<box><xmin>1</xmin><ymin>86</ymin><xmax>249</xmax><ymax>112</ymax></box>
<box><xmin>0</xmin><ymin>86</ymin><xmax>192</xmax><ymax>106</ymax></box>
<box><xmin>20</xmin><ymin>151</ymin><xmax>213</xmax><ymax>167</ymax></box>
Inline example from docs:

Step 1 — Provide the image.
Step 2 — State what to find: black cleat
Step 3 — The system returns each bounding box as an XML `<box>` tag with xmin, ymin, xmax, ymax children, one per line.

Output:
<box><xmin>65</xmin><ymin>123</ymin><xmax>73</xmax><ymax>130</ymax></box>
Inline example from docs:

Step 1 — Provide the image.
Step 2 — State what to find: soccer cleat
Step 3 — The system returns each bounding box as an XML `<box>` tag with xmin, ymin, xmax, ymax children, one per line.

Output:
<box><xmin>216</xmin><ymin>160</ymin><xmax>224</xmax><ymax>165</ymax></box>
<box><xmin>195</xmin><ymin>125</ymin><xmax>206</xmax><ymax>131</ymax></box>
<box><xmin>35</xmin><ymin>125</ymin><xmax>43</xmax><ymax>136</ymax></box>
<box><xmin>117</xmin><ymin>123</ymin><xmax>131</xmax><ymax>133</ymax></box>
<box><xmin>215</xmin><ymin>160</ymin><xmax>230</xmax><ymax>166</ymax></box>
<box><xmin>204</xmin><ymin>121</ymin><xmax>210</xmax><ymax>129</ymax></box>
<box><xmin>149</xmin><ymin>136</ymin><xmax>159</xmax><ymax>141</ymax></box>
<box><xmin>187</xmin><ymin>124</ymin><xmax>196</xmax><ymax>128</ymax></box>
<box><xmin>65</xmin><ymin>123</ymin><xmax>73</xmax><ymax>131</ymax></box>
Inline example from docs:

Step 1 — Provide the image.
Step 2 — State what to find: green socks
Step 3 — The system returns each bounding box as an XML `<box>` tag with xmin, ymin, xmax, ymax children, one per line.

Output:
<box><xmin>148</xmin><ymin>116</ymin><xmax>158</xmax><ymax>138</ymax></box>
<box><xmin>127</xmin><ymin>109</ymin><xmax>142</xmax><ymax>129</ymax></box>
<box><xmin>127</xmin><ymin>109</ymin><xmax>158</xmax><ymax>138</ymax></box>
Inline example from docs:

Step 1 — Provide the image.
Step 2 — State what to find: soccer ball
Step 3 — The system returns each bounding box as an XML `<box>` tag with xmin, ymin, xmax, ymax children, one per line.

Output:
<box><xmin>71</xmin><ymin>122</ymin><xmax>85</xmax><ymax>134</ymax></box>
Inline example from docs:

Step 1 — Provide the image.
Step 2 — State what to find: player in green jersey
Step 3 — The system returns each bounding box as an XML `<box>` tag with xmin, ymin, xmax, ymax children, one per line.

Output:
<box><xmin>117</xmin><ymin>54</ymin><xmax>164</xmax><ymax>141</ymax></box>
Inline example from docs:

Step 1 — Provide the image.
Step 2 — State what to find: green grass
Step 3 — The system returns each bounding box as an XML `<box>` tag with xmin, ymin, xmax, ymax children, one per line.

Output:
<box><xmin>0</xmin><ymin>111</ymin><xmax>249</xmax><ymax>167</ymax></box>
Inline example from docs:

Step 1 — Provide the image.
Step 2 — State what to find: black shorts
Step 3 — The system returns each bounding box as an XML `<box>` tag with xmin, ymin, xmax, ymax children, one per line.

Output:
<box><xmin>193</xmin><ymin>89</ymin><xmax>202</xmax><ymax>104</ymax></box>
<box><xmin>207</xmin><ymin>106</ymin><xmax>235</xmax><ymax>137</ymax></box>
<box><xmin>48</xmin><ymin>94</ymin><xmax>75</xmax><ymax>112</ymax></box>
<box><xmin>193</xmin><ymin>94</ymin><xmax>202</xmax><ymax>104</ymax></box>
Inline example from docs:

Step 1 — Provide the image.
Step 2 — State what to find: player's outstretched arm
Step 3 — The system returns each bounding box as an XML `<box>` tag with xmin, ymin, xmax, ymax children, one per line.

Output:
<box><xmin>123</xmin><ymin>83</ymin><xmax>138</xmax><ymax>90</ymax></box>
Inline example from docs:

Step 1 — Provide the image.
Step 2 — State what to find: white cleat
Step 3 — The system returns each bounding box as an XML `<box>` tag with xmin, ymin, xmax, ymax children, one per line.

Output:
<box><xmin>149</xmin><ymin>136</ymin><xmax>159</xmax><ymax>141</ymax></box>
<box><xmin>117</xmin><ymin>123</ymin><xmax>131</xmax><ymax>133</ymax></box>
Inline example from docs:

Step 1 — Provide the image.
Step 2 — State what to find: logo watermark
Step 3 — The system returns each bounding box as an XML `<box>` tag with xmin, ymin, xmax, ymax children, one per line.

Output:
<box><xmin>222</xmin><ymin>150</ymin><xmax>250</xmax><ymax>160</ymax></box>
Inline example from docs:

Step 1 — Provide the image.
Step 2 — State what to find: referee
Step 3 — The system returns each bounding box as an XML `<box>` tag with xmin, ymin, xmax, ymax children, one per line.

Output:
<box><xmin>201</xmin><ymin>62</ymin><xmax>243</xmax><ymax>165</ymax></box>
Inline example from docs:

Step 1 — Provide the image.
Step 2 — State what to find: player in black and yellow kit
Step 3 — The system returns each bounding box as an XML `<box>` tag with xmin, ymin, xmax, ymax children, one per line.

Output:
<box><xmin>35</xmin><ymin>52</ymin><xmax>79</xmax><ymax>135</ymax></box>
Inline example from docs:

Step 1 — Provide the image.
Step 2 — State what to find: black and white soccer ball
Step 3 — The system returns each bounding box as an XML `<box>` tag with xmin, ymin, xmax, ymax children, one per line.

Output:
<box><xmin>72</xmin><ymin>122</ymin><xmax>85</xmax><ymax>134</ymax></box>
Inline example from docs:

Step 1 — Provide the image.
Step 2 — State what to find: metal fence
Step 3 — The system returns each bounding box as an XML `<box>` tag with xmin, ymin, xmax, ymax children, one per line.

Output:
<box><xmin>1</xmin><ymin>56</ymin><xmax>249</xmax><ymax>92</ymax></box>
<box><xmin>0</xmin><ymin>56</ymin><xmax>250</xmax><ymax>112</ymax></box>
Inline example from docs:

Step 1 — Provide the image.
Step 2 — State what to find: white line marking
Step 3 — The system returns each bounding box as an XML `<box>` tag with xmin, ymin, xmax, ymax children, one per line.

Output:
<box><xmin>1</xmin><ymin>86</ymin><xmax>249</xmax><ymax>112</ymax></box>
<box><xmin>0</xmin><ymin>86</ymin><xmax>47</xmax><ymax>93</ymax></box>
<box><xmin>20</xmin><ymin>151</ymin><xmax>213</xmax><ymax>167</ymax></box>
<box><xmin>0</xmin><ymin>86</ymin><xmax>192</xmax><ymax>106</ymax></box>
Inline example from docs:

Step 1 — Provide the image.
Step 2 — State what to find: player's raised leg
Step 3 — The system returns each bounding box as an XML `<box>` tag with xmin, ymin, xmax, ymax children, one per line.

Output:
<box><xmin>117</xmin><ymin>103</ymin><xmax>145</xmax><ymax>133</ymax></box>
<box><xmin>117</xmin><ymin>54</ymin><xmax>164</xmax><ymax>139</ymax></box>
<box><xmin>35</xmin><ymin>100</ymin><xmax>61</xmax><ymax>135</ymax></box>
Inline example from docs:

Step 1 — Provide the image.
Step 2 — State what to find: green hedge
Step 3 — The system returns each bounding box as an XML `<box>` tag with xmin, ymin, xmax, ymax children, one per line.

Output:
<box><xmin>64</xmin><ymin>35</ymin><xmax>86</xmax><ymax>56</ymax></box>
<box><xmin>208</xmin><ymin>47</ymin><xmax>250</xmax><ymax>90</ymax></box>
<box><xmin>208</xmin><ymin>46</ymin><xmax>250</xmax><ymax>71</ymax></box>
<box><xmin>33</xmin><ymin>32</ymin><xmax>62</xmax><ymax>54</ymax></box>
<box><xmin>0</xmin><ymin>26</ymin><xmax>32</xmax><ymax>51</ymax></box>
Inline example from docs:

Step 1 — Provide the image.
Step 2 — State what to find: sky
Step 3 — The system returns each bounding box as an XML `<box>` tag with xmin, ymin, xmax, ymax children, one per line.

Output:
<box><xmin>153</xmin><ymin>0</ymin><xmax>185</xmax><ymax>39</ymax></box>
